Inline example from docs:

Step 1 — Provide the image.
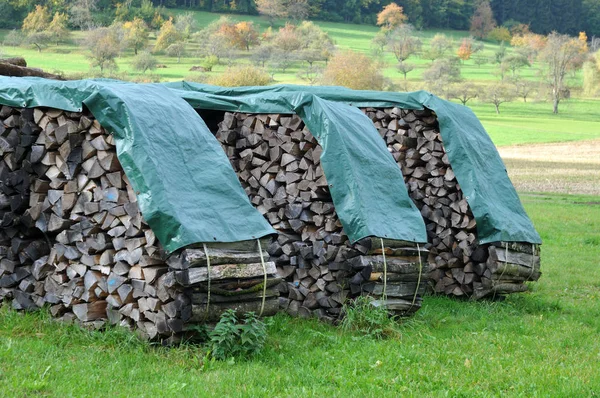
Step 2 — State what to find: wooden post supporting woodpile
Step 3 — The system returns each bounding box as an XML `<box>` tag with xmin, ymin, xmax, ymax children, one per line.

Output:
<box><xmin>211</xmin><ymin>112</ymin><xmax>430</xmax><ymax>320</ymax></box>
<box><xmin>361</xmin><ymin>107</ymin><xmax>541</xmax><ymax>299</ymax></box>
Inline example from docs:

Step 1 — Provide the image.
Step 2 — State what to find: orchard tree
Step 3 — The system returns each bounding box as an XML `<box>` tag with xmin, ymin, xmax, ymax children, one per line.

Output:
<box><xmin>154</xmin><ymin>18</ymin><xmax>181</xmax><ymax>52</ymax></box>
<box><xmin>166</xmin><ymin>42</ymin><xmax>186</xmax><ymax>63</ymax></box>
<box><xmin>502</xmin><ymin>53</ymin><xmax>530</xmax><ymax>76</ymax></box>
<box><xmin>509</xmin><ymin>78</ymin><xmax>536</xmax><ymax>102</ymax></box>
<box><xmin>387</xmin><ymin>24</ymin><xmax>421</xmax><ymax>63</ymax></box>
<box><xmin>481</xmin><ymin>83</ymin><xmax>514</xmax><ymax>114</ymax></box>
<box><xmin>70</xmin><ymin>0</ymin><xmax>98</xmax><ymax>31</ymax></box>
<box><xmin>255</xmin><ymin>0</ymin><xmax>288</xmax><ymax>24</ymax></box>
<box><xmin>123</xmin><ymin>18</ymin><xmax>149</xmax><ymax>55</ymax></box>
<box><xmin>132</xmin><ymin>51</ymin><xmax>157</xmax><ymax>73</ymax></box>
<box><xmin>273</xmin><ymin>23</ymin><xmax>303</xmax><ymax>53</ymax></box>
<box><xmin>422</xmin><ymin>58</ymin><xmax>462</xmax><ymax>96</ymax></box>
<box><xmin>174</xmin><ymin>12</ymin><xmax>197</xmax><ymax>41</ymax></box>
<box><xmin>251</xmin><ymin>44</ymin><xmax>275</xmax><ymax>67</ymax></box>
<box><xmin>429</xmin><ymin>33</ymin><xmax>453</xmax><ymax>59</ymax></box>
<box><xmin>539</xmin><ymin>32</ymin><xmax>587</xmax><ymax>113</ymax></box>
<box><xmin>377</xmin><ymin>3</ymin><xmax>407</xmax><ymax>31</ymax></box>
<box><xmin>22</xmin><ymin>5</ymin><xmax>51</xmax><ymax>52</ymax></box>
<box><xmin>234</xmin><ymin>21</ymin><xmax>260</xmax><ymax>51</ymax></box>
<box><xmin>487</xmin><ymin>27</ymin><xmax>511</xmax><ymax>42</ymax></box>
<box><xmin>322</xmin><ymin>51</ymin><xmax>385</xmax><ymax>90</ymax></box>
<box><xmin>470</xmin><ymin>0</ymin><xmax>496</xmax><ymax>39</ymax></box>
<box><xmin>397</xmin><ymin>61</ymin><xmax>415</xmax><ymax>80</ymax></box>
<box><xmin>449</xmin><ymin>81</ymin><xmax>478</xmax><ymax>105</ymax></box>
<box><xmin>47</xmin><ymin>12</ymin><xmax>70</xmax><ymax>45</ymax></box>
<box><xmin>85</xmin><ymin>27</ymin><xmax>121</xmax><ymax>72</ymax></box>
<box><xmin>457</xmin><ymin>38</ymin><xmax>473</xmax><ymax>62</ymax></box>
<box><xmin>287</xmin><ymin>0</ymin><xmax>311</xmax><ymax>22</ymax></box>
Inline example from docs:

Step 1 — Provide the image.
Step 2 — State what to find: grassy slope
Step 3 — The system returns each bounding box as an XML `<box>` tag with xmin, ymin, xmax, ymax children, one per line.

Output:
<box><xmin>1</xmin><ymin>193</ymin><xmax>599</xmax><ymax>396</ymax></box>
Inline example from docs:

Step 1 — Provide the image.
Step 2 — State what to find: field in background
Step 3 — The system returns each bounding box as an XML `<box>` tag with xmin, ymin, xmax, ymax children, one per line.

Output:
<box><xmin>1</xmin><ymin>193</ymin><xmax>599</xmax><ymax>396</ymax></box>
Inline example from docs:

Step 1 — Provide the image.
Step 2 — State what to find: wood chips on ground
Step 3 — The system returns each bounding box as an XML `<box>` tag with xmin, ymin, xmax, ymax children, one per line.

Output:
<box><xmin>498</xmin><ymin>139</ymin><xmax>600</xmax><ymax>196</ymax></box>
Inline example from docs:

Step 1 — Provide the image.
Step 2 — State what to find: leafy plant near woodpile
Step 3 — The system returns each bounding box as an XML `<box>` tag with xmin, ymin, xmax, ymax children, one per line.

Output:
<box><xmin>208</xmin><ymin>310</ymin><xmax>267</xmax><ymax>360</ymax></box>
<box><xmin>341</xmin><ymin>296</ymin><xmax>400</xmax><ymax>340</ymax></box>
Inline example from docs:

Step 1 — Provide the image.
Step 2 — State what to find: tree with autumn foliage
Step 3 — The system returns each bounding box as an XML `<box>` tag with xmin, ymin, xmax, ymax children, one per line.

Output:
<box><xmin>377</xmin><ymin>3</ymin><xmax>407</xmax><ymax>31</ymax></box>
<box><xmin>154</xmin><ymin>18</ymin><xmax>181</xmax><ymax>52</ymax></box>
<box><xmin>457</xmin><ymin>38</ymin><xmax>473</xmax><ymax>62</ymax></box>
<box><xmin>123</xmin><ymin>18</ymin><xmax>149</xmax><ymax>55</ymax></box>
<box><xmin>22</xmin><ymin>5</ymin><xmax>52</xmax><ymax>52</ymax></box>
<box><xmin>255</xmin><ymin>0</ymin><xmax>288</xmax><ymax>24</ymax></box>
<box><xmin>233</xmin><ymin>21</ymin><xmax>260</xmax><ymax>51</ymax></box>
<box><xmin>47</xmin><ymin>12</ymin><xmax>70</xmax><ymax>46</ymax></box>
<box><xmin>470</xmin><ymin>0</ymin><xmax>496</xmax><ymax>40</ymax></box>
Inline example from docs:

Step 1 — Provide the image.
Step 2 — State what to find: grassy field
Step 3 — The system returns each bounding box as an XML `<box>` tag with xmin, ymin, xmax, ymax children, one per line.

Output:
<box><xmin>1</xmin><ymin>192</ymin><xmax>599</xmax><ymax>396</ymax></box>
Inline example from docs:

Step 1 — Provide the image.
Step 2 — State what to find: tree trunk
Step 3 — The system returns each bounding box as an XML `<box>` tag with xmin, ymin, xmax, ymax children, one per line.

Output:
<box><xmin>494</xmin><ymin>103</ymin><xmax>500</xmax><ymax>114</ymax></box>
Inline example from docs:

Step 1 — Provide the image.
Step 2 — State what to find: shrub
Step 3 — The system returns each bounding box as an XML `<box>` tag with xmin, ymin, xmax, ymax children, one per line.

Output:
<box><xmin>208</xmin><ymin>310</ymin><xmax>267</xmax><ymax>360</ymax></box>
<box><xmin>208</xmin><ymin>65</ymin><xmax>271</xmax><ymax>87</ymax></box>
<box><xmin>322</xmin><ymin>50</ymin><xmax>385</xmax><ymax>90</ymax></box>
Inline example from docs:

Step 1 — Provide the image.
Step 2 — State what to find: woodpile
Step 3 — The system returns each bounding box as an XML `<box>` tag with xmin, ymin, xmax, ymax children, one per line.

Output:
<box><xmin>212</xmin><ymin>112</ymin><xmax>430</xmax><ymax>320</ymax></box>
<box><xmin>0</xmin><ymin>57</ymin><xmax>64</xmax><ymax>80</ymax></box>
<box><xmin>361</xmin><ymin>107</ymin><xmax>541</xmax><ymax>299</ymax></box>
<box><xmin>0</xmin><ymin>105</ymin><xmax>279</xmax><ymax>342</ymax></box>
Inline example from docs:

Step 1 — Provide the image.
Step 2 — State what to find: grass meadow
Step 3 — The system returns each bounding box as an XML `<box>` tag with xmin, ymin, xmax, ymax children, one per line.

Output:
<box><xmin>1</xmin><ymin>9</ymin><xmax>600</xmax><ymax>397</ymax></box>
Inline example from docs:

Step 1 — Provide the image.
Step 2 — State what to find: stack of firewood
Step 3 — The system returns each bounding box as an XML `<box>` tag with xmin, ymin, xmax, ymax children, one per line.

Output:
<box><xmin>212</xmin><ymin>112</ymin><xmax>429</xmax><ymax>320</ymax></box>
<box><xmin>362</xmin><ymin>107</ymin><xmax>541</xmax><ymax>298</ymax></box>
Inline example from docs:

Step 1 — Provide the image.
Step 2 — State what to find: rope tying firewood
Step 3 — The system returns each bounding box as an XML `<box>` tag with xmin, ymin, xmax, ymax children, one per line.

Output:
<box><xmin>203</xmin><ymin>243</ymin><xmax>211</xmax><ymax>320</ymax></box>
<box><xmin>411</xmin><ymin>243</ymin><xmax>423</xmax><ymax>309</ymax></box>
<box><xmin>257</xmin><ymin>239</ymin><xmax>267</xmax><ymax>317</ymax></box>
<box><xmin>380</xmin><ymin>238</ymin><xmax>387</xmax><ymax>301</ymax></box>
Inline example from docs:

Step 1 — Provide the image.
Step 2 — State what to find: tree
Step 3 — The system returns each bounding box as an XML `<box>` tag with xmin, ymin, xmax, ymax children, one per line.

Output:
<box><xmin>487</xmin><ymin>27</ymin><xmax>511</xmax><ymax>43</ymax></box>
<box><xmin>47</xmin><ymin>12</ymin><xmax>70</xmax><ymax>45</ymax></box>
<box><xmin>423</xmin><ymin>58</ymin><xmax>462</xmax><ymax>96</ymax></box>
<box><xmin>255</xmin><ymin>0</ymin><xmax>287</xmax><ymax>24</ymax></box>
<box><xmin>4</xmin><ymin>30</ymin><xmax>23</xmax><ymax>47</ymax></box>
<box><xmin>539</xmin><ymin>32</ymin><xmax>587</xmax><ymax>113</ymax></box>
<box><xmin>428</xmin><ymin>33</ymin><xmax>453</xmax><ymax>61</ymax></box>
<box><xmin>481</xmin><ymin>83</ymin><xmax>514</xmax><ymax>114</ymax></box>
<box><xmin>502</xmin><ymin>53</ymin><xmax>530</xmax><ymax>76</ymax></box>
<box><xmin>397</xmin><ymin>61</ymin><xmax>414</xmax><ymax>80</ymax></box>
<box><xmin>296</xmin><ymin>21</ymin><xmax>336</xmax><ymax>64</ymax></box>
<box><xmin>174</xmin><ymin>12</ymin><xmax>197</xmax><ymax>41</ymax></box>
<box><xmin>387</xmin><ymin>24</ymin><xmax>421</xmax><ymax>63</ymax></box>
<box><xmin>22</xmin><ymin>5</ymin><xmax>50</xmax><ymax>34</ymax></box>
<box><xmin>166</xmin><ymin>42</ymin><xmax>186</xmax><ymax>63</ymax></box>
<box><xmin>154</xmin><ymin>18</ymin><xmax>181</xmax><ymax>52</ymax></box>
<box><xmin>377</xmin><ymin>3</ymin><xmax>407</xmax><ymax>31</ymax></box>
<box><xmin>449</xmin><ymin>81</ymin><xmax>478</xmax><ymax>105</ymax></box>
<box><xmin>322</xmin><ymin>51</ymin><xmax>385</xmax><ymax>91</ymax></box>
<box><xmin>470</xmin><ymin>0</ymin><xmax>496</xmax><ymax>39</ymax></box>
<box><xmin>233</xmin><ymin>21</ymin><xmax>260</xmax><ymax>51</ymax></box>
<box><xmin>457</xmin><ymin>38</ymin><xmax>473</xmax><ymax>62</ymax></box>
<box><xmin>195</xmin><ymin>26</ymin><xmax>233</xmax><ymax>63</ymax></box>
<box><xmin>70</xmin><ymin>0</ymin><xmax>98</xmax><ymax>31</ymax></box>
<box><xmin>582</xmin><ymin>55</ymin><xmax>599</xmax><ymax>97</ymax></box>
<box><xmin>371</xmin><ymin>31</ymin><xmax>388</xmax><ymax>57</ymax></box>
<box><xmin>287</xmin><ymin>0</ymin><xmax>311</xmax><ymax>22</ymax></box>
<box><xmin>85</xmin><ymin>27</ymin><xmax>121</xmax><ymax>72</ymax></box>
<box><xmin>509</xmin><ymin>78</ymin><xmax>536</xmax><ymax>102</ymax></box>
<box><xmin>251</xmin><ymin>44</ymin><xmax>275</xmax><ymax>67</ymax></box>
<box><xmin>272</xmin><ymin>23</ymin><xmax>302</xmax><ymax>53</ymax></box>
<box><xmin>494</xmin><ymin>42</ymin><xmax>506</xmax><ymax>64</ymax></box>
<box><xmin>132</xmin><ymin>51</ymin><xmax>157</xmax><ymax>73</ymax></box>
<box><xmin>123</xmin><ymin>18</ymin><xmax>149</xmax><ymax>55</ymax></box>
<box><xmin>473</xmin><ymin>55</ymin><xmax>489</xmax><ymax>68</ymax></box>
<box><xmin>296</xmin><ymin>64</ymin><xmax>323</xmax><ymax>85</ymax></box>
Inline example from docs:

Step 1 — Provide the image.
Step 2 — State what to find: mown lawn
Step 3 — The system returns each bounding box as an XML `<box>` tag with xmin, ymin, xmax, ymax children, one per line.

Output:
<box><xmin>1</xmin><ymin>192</ymin><xmax>599</xmax><ymax>397</ymax></box>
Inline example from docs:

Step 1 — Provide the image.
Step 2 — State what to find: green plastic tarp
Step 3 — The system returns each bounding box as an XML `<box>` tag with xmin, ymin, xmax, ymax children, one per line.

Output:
<box><xmin>165</xmin><ymin>83</ymin><xmax>541</xmax><ymax>245</ymax></box>
<box><xmin>0</xmin><ymin>77</ymin><xmax>276</xmax><ymax>253</ymax></box>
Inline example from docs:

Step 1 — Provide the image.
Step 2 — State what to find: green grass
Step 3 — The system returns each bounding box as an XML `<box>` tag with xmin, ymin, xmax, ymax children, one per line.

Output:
<box><xmin>1</xmin><ymin>193</ymin><xmax>599</xmax><ymax>396</ymax></box>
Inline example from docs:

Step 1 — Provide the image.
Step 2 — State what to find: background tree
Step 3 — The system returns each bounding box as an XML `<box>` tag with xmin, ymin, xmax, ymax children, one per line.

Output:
<box><xmin>487</xmin><ymin>26</ymin><xmax>511</xmax><ymax>43</ymax></box>
<box><xmin>427</xmin><ymin>33</ymin><xmax>453</xmax><ymax>61</ymax></box>
<box><xmin>582</xmin><ymin>51</ymin><xmax>600</xmax><ymax>97</ymax></box>
<box><xmin>70</xmin><ymin>0</ymin><xmax>98</xmax><ymax>31</ymax></box>
<box><xmin>296</xmin><ymin>64</ymin><xmax>323</xmax><ymax>85</ymax></box>
<box><xmin>154</xmin><ymin>18</ymin><xmax>181</xmax><ymax>52</ymax></box>
<box><xmin>123</xmin><ymin>18</ymin><xmax>149</xmax><ymax>55</ymax></box>
<box><xmin>449</xmin><ymin>81</ymin><xmax>478</xmax><ymax>105</ymax></box>
<box><xmin>174</xmin><ymin>12</ymin><xmax>197</xmax><ymax>42</ymax></box>
<box><xmin>539</xmin><ymin>32</ymin><xmax>587</xmax><ymax>113</ymax></box>
<box><xmin>4</xmin><ymin>30</ymin><xmax>23</xmax><ymax>47</ymax></box>
<box><xmin>502</xmin><ymin>53</ymin><xmax>530</xmax><ymax>76</ymax></box>
<box><xmin>47</xmin><ymin>12</ymin><xmax>70</xmax><ymax>46</ymax></box>
<box><xmin>387</xmin><ymin>24</ymin><xmax>421</xmax><ymax>64</ymax></box>
<box><xmin>473</xmin><ymin>55</ymin><xmax>489</xmax><ymax>68</ymax></box>
<box><xmin>166</xmin><ymin>42</ymin><xmax>186</xmax><ymax>63</ymax></box>
<box><xmin>470</xmin><ymin>0</ymin><xmax>496</xmax><ymax>39</ymax></box>
<box><xmin>233</xmin><ymin>21</ymin><xmax>260</xmax><ymax>51</ymax></box>
<box><xmin>22</xmin><ymin>5</ymin><xmax>51</xmax><ymax>52</ymax></box>
<box><xmin>481</xmin><ymin>83</ymin><xmax>514</xmax><ymax>114</ymax></box>
<box><xmin>85</xmin><ymin>27</ymin><xmax>121</xmax><ymax>72</ymax></box>
<box><xmin>457</xmin><ymin>38</ymin><xmax>473</xmax><ymax>62</ymax></box>
<box><xmin>377</xmin><ymin>3</ymin><xmax>407</xmax><ymax>31</ymax></box>
<box><xmin>132</xmin><ymin>51</ymin><xmax>157</xmax><ymax>73</ymax></box>
<box><xmin>397</xmin><ymin>61</ymin><xmax>414</xmax><ymax>80</ymax></box>
<box><xmin>422</xmin><ymin>58</ymin><xmax>462</xmax><ymax>96</ymax></box>
<box><xmin>287</xmin><ymin>0</ymin><xmax>311</xmax><ymax>22</ymax></box>
<box><xmin>322</xmin><ymin>51</ymin><xmax>385</xmax><ymax>90</ymax></box>
<box><xmin>255</xmin><ymin>0</ymin><xmax>287</xmax><ymax>24</ymax></box>
<box><xmin>251</xmin><ymin>44</ymin><xmax>275</xmax><ymax>67</ymax></box>
<box><xmin>509</xmin><ymin>78</ymin><xmax>536</xmax><ymax>102</ymax></box>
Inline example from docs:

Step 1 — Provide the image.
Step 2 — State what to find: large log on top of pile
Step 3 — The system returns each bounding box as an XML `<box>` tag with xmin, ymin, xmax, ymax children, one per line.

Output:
<box><xmin>360</xmin><ymin>106</ymin><xmax>541</xmax><ymax>299</ymax></box>
<box><xmin>211</xmin><ymin>112</ymin><xmax>430</xmax><ymax>320</ymax></box>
